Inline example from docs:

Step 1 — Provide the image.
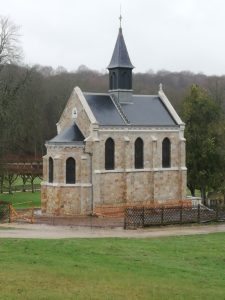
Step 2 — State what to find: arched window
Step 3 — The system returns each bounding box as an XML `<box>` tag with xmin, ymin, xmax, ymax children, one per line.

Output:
<box><xmin>66</xmin><ymin>157</ymin><xmax>76</xmax><ymax>184</ymax></box>
<box><xmin>122</xmin><ymin>71</ymin><xmax>127</xmax><ymax>88</ymax></box>
<box><xmin>105</xmin><ymin>138</ymin><xmax>115</xmax><ymax>170</ymax></box>
<box><xmin>135</xmin><ymin>138</ymin><xmax>144</xmax><ymax>169</ymax></box>
<box><xmin>110</xmin><ymin>75</ymin><xmax>113</xmax><ymax>89</ymax></box>
<box><xmin>112</xmin><ymin>72</ymin><xmax>116</xmax><ymax>89</ymax></box>
<box><xmin>49</xmin><ymin>157</ymin><xmax>53</xmax><ymax>183</ymax></box>
<box><xmin>162</xmin><ymin>138</ymin><xmax>171</xmax><ymax>168</ymax></box>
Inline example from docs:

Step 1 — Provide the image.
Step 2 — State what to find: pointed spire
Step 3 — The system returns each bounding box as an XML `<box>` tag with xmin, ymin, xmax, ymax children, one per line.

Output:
<box><xmin>107</xmin><ymin>22</ymin><xmax>134</xmax><ymax>69</ymax></box>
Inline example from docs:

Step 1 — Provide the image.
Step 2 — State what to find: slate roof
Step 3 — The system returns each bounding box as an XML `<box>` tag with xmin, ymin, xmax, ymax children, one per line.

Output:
<box><xmin>107</xmin><ymin>28</ymin><xmax>134</xmax><ymax>69</ymax></box>
<box><xmin>84</xmin><ymin>94</ymin><xmax>124</xmax><ymax>125</ymax></box>
<box><xmin>47</xmin><ymin>124</ymin><xmax>84</xmax><ymax>144</ymax></box>
<box><xmin>84</xmin><ymin>93</ymin><xmax>178</xmax><ymax>126</ymax></box>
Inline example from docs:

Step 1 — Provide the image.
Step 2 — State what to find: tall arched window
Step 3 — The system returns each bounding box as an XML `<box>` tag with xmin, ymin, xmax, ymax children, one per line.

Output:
<box><xmin>49</xmin><ymin>157</ymin><xmax>53</xmax><ymax>183</ymax></box>
<box><xmin>122</xmin><ymin>71</ymin><xmax>127</xmax><ymax>88</ymax></box>
<box><xmin>112</xmin><ymin>72</ymin><xmax>116</xmax><ymax>89</ymax></box>
<box><xmin>162</xmin><ymin>138</ymin><xmax>171</xmax><ymax>168</ymax></box>
<box><xmin>105</xmin><ymin>138</ymin><xmax>115</xmax><ymax>170</ymax></box>
<box><xmin>135</xmin><ymin>138</ymin><xmax>144</xmax><ymax>169</ymax></box>
<box><xmin>66</xmin><ymin>157</ymin><xmax>76</xmax><ymax>184</ymax></box>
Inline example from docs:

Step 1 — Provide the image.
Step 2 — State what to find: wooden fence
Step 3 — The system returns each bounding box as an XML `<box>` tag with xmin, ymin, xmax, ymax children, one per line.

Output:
<box><xmin>124</xmin><ymin>205</ymin><xmax>225</xmax><ymax>229</ymax></box>
<box><xmin>0</xmin><ymin>201</ymin><xmax>35</xmax><ymax>224</ymax></box>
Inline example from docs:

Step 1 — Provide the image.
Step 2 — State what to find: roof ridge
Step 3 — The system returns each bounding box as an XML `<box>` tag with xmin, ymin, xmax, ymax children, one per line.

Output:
<box><xmin>110</xmin><ymin>94</ymin><xmax>130</xmax><ymax>125</ymax></box>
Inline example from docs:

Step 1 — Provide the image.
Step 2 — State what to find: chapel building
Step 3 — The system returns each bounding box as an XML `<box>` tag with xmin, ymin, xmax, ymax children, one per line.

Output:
<box><xmin>41</xmin><ymin>24</ymin><xmax>187</xmax><ymax>216</ymax></box>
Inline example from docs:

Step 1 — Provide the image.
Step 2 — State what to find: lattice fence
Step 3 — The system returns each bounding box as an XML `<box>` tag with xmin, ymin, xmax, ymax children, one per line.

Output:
<box><xmin>124</xmin><ymin>205</ymin><xmax>225</xmax><ymax>229</ymax></box>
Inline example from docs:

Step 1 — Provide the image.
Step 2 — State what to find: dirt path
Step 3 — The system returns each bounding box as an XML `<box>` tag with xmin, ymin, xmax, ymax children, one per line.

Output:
<box><xmin>1</xmin><ymin>223</ymin><xmax>225</xmax><ymax>239</ymax></box>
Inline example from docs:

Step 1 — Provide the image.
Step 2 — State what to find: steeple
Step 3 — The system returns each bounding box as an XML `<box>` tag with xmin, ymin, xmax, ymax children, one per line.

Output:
<box><xmin>107</xmin><ymin>27</ymin><xmax>134</xmax><ymax>70</ymax></box>
<box><xmin>107</xmin><ymin>19</ymin><xmax>134</xmax><ymax>101</ymax></box>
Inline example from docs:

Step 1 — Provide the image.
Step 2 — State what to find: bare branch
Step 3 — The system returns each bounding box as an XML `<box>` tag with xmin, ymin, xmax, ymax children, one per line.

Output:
<box><xmin>0</xmin><ymin>16</ymin><xmax>23</xmax><ymax>65</ymax></box>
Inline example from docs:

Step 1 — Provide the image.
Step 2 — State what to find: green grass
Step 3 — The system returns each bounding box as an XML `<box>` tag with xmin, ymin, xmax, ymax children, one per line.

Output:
<box><xmin>0</xmin><ymin>191</ymin><xmax>41</xmax><ymax>208</ymax></box>
<box><xmin>0</xmin><ymin>234</ymin><xmax>225</xmax><ymax>299</ymax></box>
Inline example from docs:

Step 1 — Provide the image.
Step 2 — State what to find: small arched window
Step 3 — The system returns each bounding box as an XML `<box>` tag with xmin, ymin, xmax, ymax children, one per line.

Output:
<box><xmin>110</xmin><ymin>75</ymin><xmax>113</xmax><ymax>89</ymax></box>
<box><xmin>162</xmin><ymin>138</ymin><xmax>171</xmax><ymax>168</ymax></box>
<box><xmin>135</xmin><ymin>138</ymin><xmax>144</xmax><ymax>169</ymax></box>
<box><xmin>105</xmin><ymin>138</ymin><xmax>115</xmax><ymax>170</ymax></box>
<box><xmin>49</xmin><ymin>157</ymin><xmax>53</xmax><ymax>183</ymax></box>
<box><xmin>112</xmin><ymin>72</ymin><xmax>116</xmax><ymax>89</ymax></box>
<box><xmin>122</xmin><ymin>71</ymin><xmax>127</xmax><ymax>88</ymax></box>
<box><xmin>66</xmin><ymin>157</ymin><xmax>76</xmax><ymax>184</ymax></box>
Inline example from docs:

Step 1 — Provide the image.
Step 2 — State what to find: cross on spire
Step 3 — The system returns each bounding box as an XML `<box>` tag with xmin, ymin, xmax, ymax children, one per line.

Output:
<box><xmin>119</xmin><ymin>5</ymin><xmax>122</xmax><ymax>28</ymax></box>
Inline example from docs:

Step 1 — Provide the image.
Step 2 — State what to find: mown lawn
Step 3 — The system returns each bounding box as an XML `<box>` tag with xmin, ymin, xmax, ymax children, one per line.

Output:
<box><xmin>0</xmin><ymin>234</ymin><xmax>225</xmax><ymax>300</ymax></box>
<box><xmin>0</xmin><ymin>191</ymin><xmax>41</xmax><ymax>208</ymax></box>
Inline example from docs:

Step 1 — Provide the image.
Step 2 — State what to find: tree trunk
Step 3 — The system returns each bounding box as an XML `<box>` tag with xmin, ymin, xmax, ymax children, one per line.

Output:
<box><xmin>201</xmin><ymin>186</ymin><xmax>207</xmax><ymax>205</ymax></box>
<box><xmin>188</xmin><ymin>184</ymin><xmax>195</xmax><ymax>197</ymax></box>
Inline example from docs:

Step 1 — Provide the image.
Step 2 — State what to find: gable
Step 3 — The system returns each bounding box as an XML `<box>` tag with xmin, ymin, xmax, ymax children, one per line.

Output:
<box><xmin>56</xmin><ymin>87</ymin><xmax>98</xmax><ymax>138</ymax></box>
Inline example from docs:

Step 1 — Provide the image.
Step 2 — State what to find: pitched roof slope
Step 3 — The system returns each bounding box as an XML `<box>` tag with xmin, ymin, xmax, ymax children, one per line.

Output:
<box><xmin>84</xmin><ymin>93</ymin><xmax>177</xmax><ymax>126</ymax></box>
<box><xmin>47</xmin><ymin>124</ymin><xmax>84</xmax><ymax>144</ymax></box>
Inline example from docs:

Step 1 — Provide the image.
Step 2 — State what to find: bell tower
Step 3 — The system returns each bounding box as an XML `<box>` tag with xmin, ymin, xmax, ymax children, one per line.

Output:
<box><xmin>107</xmin><ymin>16</ymin><xmax>134</xmax><ymax>102</ymax></box>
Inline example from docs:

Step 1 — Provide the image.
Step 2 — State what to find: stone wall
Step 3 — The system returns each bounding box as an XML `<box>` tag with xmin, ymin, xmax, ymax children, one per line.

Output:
<box><xmin>42</xmin><ymin>126</ymin><xmax>187</xmax><ymax>216</ymax></box>
<box><xmin>41</xmin><ymin>143</ymin><xmax>92</xmax><ymax>215</ymax></box>
<box><xmin>41</xmin><ymin>184</ymin><xmax>92</xmax><ymax>215</ymax></box>
<box><xmin>92</xmin><ymin>128</ymin><xmax>186</xmax><ymax>209</ymax></box>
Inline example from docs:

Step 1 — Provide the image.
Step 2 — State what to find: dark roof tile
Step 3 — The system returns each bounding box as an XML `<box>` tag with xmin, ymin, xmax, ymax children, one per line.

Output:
<box><xmin>48</xmin><ymin>124</ymin><xmax>84</xmax><ymax>144</ymax></box>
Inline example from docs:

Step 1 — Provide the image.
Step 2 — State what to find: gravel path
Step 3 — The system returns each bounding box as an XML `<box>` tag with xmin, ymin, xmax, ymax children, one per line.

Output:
<box><xmin>1</xmin><ymin>223</ymin><xmax>225</xmax><ymax>239</ymax></box>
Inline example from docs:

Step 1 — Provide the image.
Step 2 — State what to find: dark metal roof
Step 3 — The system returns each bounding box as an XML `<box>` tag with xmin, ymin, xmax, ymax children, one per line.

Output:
<box><xmin>84</xmin><ymin>93</ymin><xmax>177</xmax><ymax>126</ymax></box>
<box><xmin>107</xmin><ymin>28</ymin><xmax>134</xmax><ymax>69</ymax></box>
<box><xmin>48</xmin><ymin>124</ymin><xmax>84</xmax><ymax>144</ymax></box>
<box><xmin>121</xmin><ymin>95</ymin><xmax>177</xmax><ymax>126</ymax></box>
<box><xmin>84</xmin><ymin>93</ymin><xmax>125</xmax><ymax>125</ymax></box>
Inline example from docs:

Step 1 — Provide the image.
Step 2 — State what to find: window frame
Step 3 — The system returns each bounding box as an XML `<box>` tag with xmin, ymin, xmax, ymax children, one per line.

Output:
<box><xmin>134</xmin><ymin>137</ymin><xmax>144</xmax><ymax>169</ymax></box>
<box><xmin>66</xmin><ymin>157</ymin><xmax>76</xmax><ymax>184</ymax></box>
<box><xmin>105</xmin><ymin>138</ymin><xmax>115</xmax><ymax>170</ymax></box>
<box><xmin>162</xmin><ymin>137</ymin><xmax>171</xmax><ymax>168</ymax></box>
<box><xmin>48</xmin><ymin>157</ymin><xmax>53</xmax><ymax>183</ymax></box>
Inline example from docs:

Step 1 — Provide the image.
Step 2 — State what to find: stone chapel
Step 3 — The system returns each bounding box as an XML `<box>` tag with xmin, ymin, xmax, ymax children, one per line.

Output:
<box><xmin>41</xmin><ymin>24</ymin><xmax>187</xmax><ymax>216</ymax></box>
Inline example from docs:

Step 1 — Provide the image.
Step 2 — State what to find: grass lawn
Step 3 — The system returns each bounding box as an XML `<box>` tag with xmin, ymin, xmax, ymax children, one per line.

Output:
<box><xmin>0</xmin><ymin>191</ymin><xmax>41</xmax><ymax>208</ymax></box>
<box><xmin>0</xmin><ymin>234</ymin><xmax>225</xmax><ymax>300</ymax></box>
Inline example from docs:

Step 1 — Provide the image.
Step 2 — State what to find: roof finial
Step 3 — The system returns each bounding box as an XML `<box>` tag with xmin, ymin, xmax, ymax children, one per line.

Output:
<box><xmin>119</xmin><ymin>5</ymin><xmax>122</xmax><ymax>28</ymax></box>
<box><xmin>159</xmin><ymin>83</ymin><xmax>163</xmax><ymax>92</ymax></box>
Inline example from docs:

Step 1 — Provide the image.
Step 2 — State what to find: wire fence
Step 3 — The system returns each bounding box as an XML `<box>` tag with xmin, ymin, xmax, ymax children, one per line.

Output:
<box><xmin>124</xmin><ymin>204</ymin><xmax>225</xmax><ymax>229</ymax></box>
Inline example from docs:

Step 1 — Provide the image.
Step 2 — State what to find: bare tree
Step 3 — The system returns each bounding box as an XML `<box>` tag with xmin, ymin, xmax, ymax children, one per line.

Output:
<box><xmin>0</xmin><ymin>16</ymin><xmax>22</xmax><ymax>65</ymax></box>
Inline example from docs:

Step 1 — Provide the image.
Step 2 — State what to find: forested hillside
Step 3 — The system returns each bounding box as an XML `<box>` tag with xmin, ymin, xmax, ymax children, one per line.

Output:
<box><xmin>1</xmin><ymin>63</ymin><xmax>225</xmax><ymax>158</ymax></box>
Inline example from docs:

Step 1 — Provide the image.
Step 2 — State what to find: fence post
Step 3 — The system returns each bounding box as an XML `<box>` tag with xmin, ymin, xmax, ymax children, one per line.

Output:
<box><xmin>9</xmin><ymin>204</ymin><xmax>12</xmax><ymax>223</ymax></box>
<box><xmin>180</xmin><ymin>205</ymin><xmax>183</xmax><ymax>224</ymax></box>
<box><xmin>31</xmin><ymin>204</ymin><xmax>34</xmax><ymax>224</ymax></box>
<box><xmin>197</xmin><ymin>204</ymin><xmax>200</xmax><ymax>223</ymax></box>
<box><xmin>124</xmin><ymin>208</ymin><xmax>127</xmax><ymax>230</ymax></box>
<box><xmin>161</xmin><ymin>206</ymin><xmax>164</xmax><ymax>225</ymax></box>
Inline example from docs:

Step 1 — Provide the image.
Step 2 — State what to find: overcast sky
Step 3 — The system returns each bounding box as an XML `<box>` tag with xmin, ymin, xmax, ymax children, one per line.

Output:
<box><xmin>1</xmin><ymin>0</ymin><xmax>225</xmax><ymax>75</ymax></box>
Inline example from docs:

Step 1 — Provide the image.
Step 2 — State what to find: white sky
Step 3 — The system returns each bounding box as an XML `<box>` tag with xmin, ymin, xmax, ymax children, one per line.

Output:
<box><xmin>1</xmin><ymin>0</ymin><xmax>225</xmax><ymax>75</ymax></box>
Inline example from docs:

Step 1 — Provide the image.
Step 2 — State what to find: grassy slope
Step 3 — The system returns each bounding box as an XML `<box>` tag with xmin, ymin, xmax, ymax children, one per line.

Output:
<box><xmin>0</xmin><ymin>191</ymin><xmax>41</xmax><ymax>208</ymax></box>
<box><xmin>0</xmin><ymin>234</ymin><xmax>225</xmax><ymax>300</ymax></box>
